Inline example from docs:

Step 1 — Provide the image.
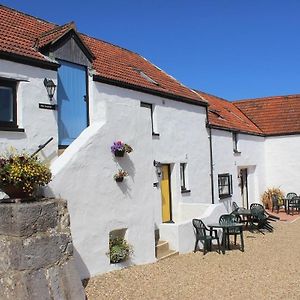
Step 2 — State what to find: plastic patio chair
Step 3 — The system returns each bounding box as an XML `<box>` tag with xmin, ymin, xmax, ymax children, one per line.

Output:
<box><xmin>249</xmin><ymin>203</ymin><xmax>274</xmax><ymax>234</ymax></box>
<box><xmin>271</xmin><ymin>194</ymin><xmax>285</xmax><ymax>214</ymax></box>
<box><xmin>192</xmin><ymin>219</ymin><xmax>220</xmax><ymax>255</ymax></box>
<box><xmin>219</xmin><ymin>214</ymin><xmax>243</xmax><ymax>250</ymax></box>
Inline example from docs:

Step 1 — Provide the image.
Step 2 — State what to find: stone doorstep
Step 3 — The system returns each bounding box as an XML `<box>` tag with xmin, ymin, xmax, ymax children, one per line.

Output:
<box><xmin>156</xmin><ymin>240</ymin><xmax>178</xmax><ymax>261</ymax></box>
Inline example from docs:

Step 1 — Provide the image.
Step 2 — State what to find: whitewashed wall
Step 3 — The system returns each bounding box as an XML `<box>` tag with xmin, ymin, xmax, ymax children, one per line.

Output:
<box><xmin>265</xmin><ymin>135</ymin><xmax>300</xmax><ymax>195</ymax></box>
<box><xmin>46</xmin><ymin>80</ymin><xmax>211</xmax><ymax>277</ymax></box>
<box><xmin>211</xmin><ymin>129</ymin><xmax>265</xmax><ymax>209</ymax></box>
<box><xmin>0</xmin><ymin>59</ymin><xmax>58</xmax><ymax>160</ymax></box>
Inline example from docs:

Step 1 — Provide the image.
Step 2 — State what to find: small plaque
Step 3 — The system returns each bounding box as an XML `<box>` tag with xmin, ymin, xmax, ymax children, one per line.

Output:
<box><xmin>39</xmin><ymin>103</ymin><xmax>57</xmax><ymax>110</ymax></box>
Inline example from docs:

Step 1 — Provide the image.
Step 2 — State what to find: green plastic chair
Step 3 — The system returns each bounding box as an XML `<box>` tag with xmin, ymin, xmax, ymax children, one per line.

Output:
<box><xmin>192</xmin><ymin>219</ymin><xmax>220</xmax><ymax>255</ymax></box>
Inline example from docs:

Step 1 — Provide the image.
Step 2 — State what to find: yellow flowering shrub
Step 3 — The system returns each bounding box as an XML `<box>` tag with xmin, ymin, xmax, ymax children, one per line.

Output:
<box><xmin>0</xmin><ymin>151</ymin><xmax>52</xmax><ymax>196</ymax></box>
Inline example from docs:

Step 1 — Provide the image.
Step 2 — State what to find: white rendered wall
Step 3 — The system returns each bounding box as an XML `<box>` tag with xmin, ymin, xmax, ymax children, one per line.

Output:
<box><xmin>47</xmin><ymin>100</ymin><xmax>155</xmax><ymax>278</ymax></box>
<box><xmin>265</xmin><ymin>135</ymin><xmax>300</xmax><ymax>195</ymax></box>
<box><xmin>47</xmin><ymin>80</ymin><xmax>211</xmax><ymax>277</ymax></box>
<box><xmin>0</xmin><ymin>59</ymin><xmax>58</xmax><ymax>160</ymax></box>
<box><xmin>211</xmin><ymin>129</ymin><xmax>265</xmax><ymax>209</ymax></box>
<box><xmin>91</xmin><ymin>82</ymin><xmax>211</xmax><ymax>227</ymax></box>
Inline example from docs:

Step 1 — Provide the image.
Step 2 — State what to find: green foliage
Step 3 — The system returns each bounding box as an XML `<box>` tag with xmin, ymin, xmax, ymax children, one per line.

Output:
<box><xmin>108</xmin><ymin>237</ymin><xmax>133</xmax><ymax>263</ymax></box>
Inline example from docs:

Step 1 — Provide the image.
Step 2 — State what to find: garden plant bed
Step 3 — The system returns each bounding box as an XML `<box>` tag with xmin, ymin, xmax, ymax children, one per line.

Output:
<box><xmin>85</xmin><ymin>219</ymin><xmax>300</xmax><ymax>300</ymax></box>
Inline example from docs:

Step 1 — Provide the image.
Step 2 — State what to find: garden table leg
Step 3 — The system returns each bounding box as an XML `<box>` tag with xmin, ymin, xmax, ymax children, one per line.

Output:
<box><xmin>240</xmin><ymin>229</ymin><xmax>244</xmax><ymax>252</ymax></box>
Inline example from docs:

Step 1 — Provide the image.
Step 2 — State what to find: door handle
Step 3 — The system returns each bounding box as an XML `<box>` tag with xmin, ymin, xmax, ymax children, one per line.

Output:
<box><xmin>83</xmin><ymin>95</ymin><xmax>87</xmax><ymax>102</ymax></box>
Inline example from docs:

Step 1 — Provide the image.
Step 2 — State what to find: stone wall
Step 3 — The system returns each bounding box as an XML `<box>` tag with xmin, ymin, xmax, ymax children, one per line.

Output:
<box><xmin>0</xmin><ymin>198</ymin><xmax>85</xmax><ymax>300</ymax></box>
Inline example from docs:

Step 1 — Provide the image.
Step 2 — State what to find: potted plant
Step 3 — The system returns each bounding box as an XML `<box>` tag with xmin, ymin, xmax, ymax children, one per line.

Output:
<box><xmin>261</xmin><ymin>187</ymin><xmax>284</xmax><ymax>209</ymax></box>
<box><xmin>0</xmin><ymin>151</ymin><xmax>52</xmax><ymax>199</ymax></box>
<box><xmin>113</xmin><ymin>169</ymin><xmax>128</xmax><ymax>182</ymax></box>
<box><xmin>108</xmin><ymin>237</ymin><xmax>133</xmax><ymax>264</ymax></box>
<box><xmin>111</xmin><ymin>141</ymin><xmax>133</xmax><ymax>157</ymax></box>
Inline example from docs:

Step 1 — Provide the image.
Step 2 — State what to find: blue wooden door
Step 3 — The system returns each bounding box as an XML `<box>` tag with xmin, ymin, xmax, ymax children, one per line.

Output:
<box><xmin>57</xmin><ymin>61</ymin><xmax>87</xmax><ymax>146</ymax></box>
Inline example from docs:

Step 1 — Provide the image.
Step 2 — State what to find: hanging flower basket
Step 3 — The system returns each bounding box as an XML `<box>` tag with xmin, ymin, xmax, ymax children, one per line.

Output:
<box><xmin>114</xmin><ymin>149</ymin><xmax>125</xmax><ymax>157</ymax></box>
<box><xmin>111</xmin><ymin>141</ymin><xmax>133</xmax><ymax>157</ymax></box>
<box><xmin>115</xmin><ymin>177</ymin><xmax>124</xmax><ymax>182</ymax></box>
<box><xmin>113</xmin><ymin>169</ymin><xmax>128</xmax><ymax>182</ymax></box>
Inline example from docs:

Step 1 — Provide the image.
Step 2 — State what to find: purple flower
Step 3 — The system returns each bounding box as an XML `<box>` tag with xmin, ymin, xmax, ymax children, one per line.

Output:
<box><xmin>111</xmin><ymin>141</ymin><xmax>125</xmax><ymax>153</ymax></box>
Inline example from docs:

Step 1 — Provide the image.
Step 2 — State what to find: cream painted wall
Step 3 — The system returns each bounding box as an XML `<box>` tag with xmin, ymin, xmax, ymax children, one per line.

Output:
<box><xmin>265</xmin><ymin>135</ymin><xmax>300</xmax><ymax>195</ymax></box>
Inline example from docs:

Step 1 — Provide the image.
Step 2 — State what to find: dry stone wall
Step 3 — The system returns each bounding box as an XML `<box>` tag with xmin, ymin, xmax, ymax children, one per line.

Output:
<box><xmin>0</xmin><ymin>198</ymin><xmax>85</xmax><ymax>300</ymax></box>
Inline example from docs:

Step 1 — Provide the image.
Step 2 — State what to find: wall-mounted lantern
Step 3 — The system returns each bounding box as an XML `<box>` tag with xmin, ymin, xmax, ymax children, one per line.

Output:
<box><xmin>153</xmin><ymin>160</ymin><xmax>162</xmax><ymax>177</ymax></box>
<box><xmin>43</xmin><ymin>78</ymin><xmax>56</xmax><ymax>101</ymax></box>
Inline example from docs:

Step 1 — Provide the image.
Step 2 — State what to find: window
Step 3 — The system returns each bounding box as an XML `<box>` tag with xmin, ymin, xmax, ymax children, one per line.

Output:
<box><xmin>180</xmin><ymin>163</ymin><xmax>190</xmax><ymax>193</ymax></box>
<box><xmin>140</xmin><ymin>102</ymin><xmax>159</xmax><ymax>136</ymax></box>
<box><xmin>232</xmin><ymin>132</ymin><xmax>239</xmax><ymax>153</ymax></box>
<box><xmin>0</xmin><ymin>79</ymin><xmax>17</xmax><ymax>128</ymax></box>
<box><xmin>132</xmin><ymin>67</ymin><xmax>160</xmax><ymax>86</ymax></box>
<box><xmin>218</xmin><ymin>173</ymin><xmax>233</xmax><ymax>198</ymax></box>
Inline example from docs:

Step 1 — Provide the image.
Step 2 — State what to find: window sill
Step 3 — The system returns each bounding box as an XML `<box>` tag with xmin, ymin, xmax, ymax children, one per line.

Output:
<box><xmin>219</xmin><ymin>194</ymin><xmax>232</xmax><ymax>199</ymax></box>
<box><xmin>181</xmin><ymin>189</ymin><xmax>191</xmax><ymax>194</ymax></box>
<box><xmin>0</xmin><ymin>127</ymin><xmax>25</xmax><ymax>132</ymax></box>
<box><xmin>152</xmin><ymin>132</ymin><xmax>160</xmax><ymax>137</ymax></box>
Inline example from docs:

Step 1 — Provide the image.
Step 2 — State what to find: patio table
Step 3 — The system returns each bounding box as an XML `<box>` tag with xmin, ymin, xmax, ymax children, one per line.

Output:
<box><xmin>207</xmin><ymin>223</ymin><xmax>244</xmax><ymax>254</ymax></box>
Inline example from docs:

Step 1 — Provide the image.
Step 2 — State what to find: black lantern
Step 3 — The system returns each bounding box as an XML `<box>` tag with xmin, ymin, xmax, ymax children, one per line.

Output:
<box><xmin>43</xmin><ymin>78</ymin><xmax>56</xmax><ymax>101</ymax></box>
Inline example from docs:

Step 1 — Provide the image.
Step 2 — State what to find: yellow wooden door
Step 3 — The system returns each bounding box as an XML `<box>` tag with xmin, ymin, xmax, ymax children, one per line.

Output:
<box><xmin>161</xmin><ymin>165</ymin><xmax>172</xmax><ymax>222</ymax></box>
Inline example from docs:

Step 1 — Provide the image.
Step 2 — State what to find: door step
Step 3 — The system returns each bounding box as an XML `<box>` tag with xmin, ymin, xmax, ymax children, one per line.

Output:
<box><xmin>156</xmin><ymin>240</ymin><xmax>178</xmax><ymax>261</ymax></box>
<box><xmin>57</xmin><ymin>149</ymin><xmax>66</xmax><ymax>156</ymax></box>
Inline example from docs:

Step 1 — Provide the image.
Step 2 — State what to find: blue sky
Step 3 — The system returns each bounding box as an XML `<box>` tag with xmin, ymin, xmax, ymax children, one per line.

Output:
<box><xmin>2</xmin><ymin>0</ymin><xmax>300</xmax><ymax>100</ymax></box>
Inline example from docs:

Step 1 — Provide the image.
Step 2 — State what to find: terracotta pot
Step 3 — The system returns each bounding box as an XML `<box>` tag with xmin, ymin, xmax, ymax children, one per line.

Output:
<box><xmin>114</xmin><ymin>149</ymin><xmax>125</xmax><ymax>157</ymax></box>
<box><xmin>0</xmin><ymin>185</ymin><xmax>31</xmax><ymax>199</ymax></box>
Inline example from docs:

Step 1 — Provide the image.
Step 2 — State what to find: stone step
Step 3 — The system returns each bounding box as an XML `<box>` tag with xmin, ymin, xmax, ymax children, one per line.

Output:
<box><xmin>156</xmin><ymin>248</ymin><xmax>179</xmax><ymax>261</ymax></box>
<box><xmin>57</xmin><ymin>148</ymin><xmax>66</xmax><ymax>156</ymax></box>
<box><xmin>155</xmin><ymin>240</ymin><xmax>178</xmax><ymax>260</ymax></box>
<box><xmin>156</xmin><ymin>240</ymin><xmax>169</xmax><ymax>252</ymax></box>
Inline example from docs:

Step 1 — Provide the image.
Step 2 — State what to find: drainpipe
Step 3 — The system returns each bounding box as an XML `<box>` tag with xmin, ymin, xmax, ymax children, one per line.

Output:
<box><xmin>206</xmin><ymin>107</ymin><xmax>215</xmax><ymax>204</ymax></box>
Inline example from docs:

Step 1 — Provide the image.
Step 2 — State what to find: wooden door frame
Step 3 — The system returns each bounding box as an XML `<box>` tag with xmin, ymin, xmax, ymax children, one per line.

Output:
<box><xmin>161</xmin><ymin>164</ymin><xmax>173</xmax><ymax>223</ymax></box>
<box><xmin>240</xmin><ymin>168</ymin><xmax>249</xmax><ymax>209</ymax></box>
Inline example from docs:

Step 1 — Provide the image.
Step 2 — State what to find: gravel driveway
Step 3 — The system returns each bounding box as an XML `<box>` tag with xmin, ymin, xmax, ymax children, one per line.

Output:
<box><xmin>85</xmin><ymin>218</ymin><xmax>300</xmax><ymax>299</ymax></box>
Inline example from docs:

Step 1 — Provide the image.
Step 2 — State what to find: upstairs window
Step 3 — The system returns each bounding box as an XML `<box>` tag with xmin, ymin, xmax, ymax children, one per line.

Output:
<box><xmin>180</xmin><ymin>163</ymin><xmax>190</xmax><ymax>193</ymax></box>
<box><xmin>140</xmin><ymin>102</ymin><xmax>159</xmax><ymax>136</ymax></box>
<box><xmin>232</xmin><ymin>132</ymin><xmax>239</xmax><ymax>153</ymax></box>
<box><xmin>218</xmin><ymin>173</ymin><xmax>233</xmax><ymax>198</ymax></box>
<box><xmin>0</xmin><ymin>79</ymin><xmax>17</xmax><ymax>128</ymax></box>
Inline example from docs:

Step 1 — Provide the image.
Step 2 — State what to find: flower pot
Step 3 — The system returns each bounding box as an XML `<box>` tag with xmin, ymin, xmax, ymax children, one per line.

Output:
<box><xmin>114</xmin><ymin>149</ymin><xmax>125</xmax><ymax>157</ymax></box>
<box><xmin>0</xmin><ymin>184</ymin><xmax>32</xmax><ymax>199</ymax></box>
<box><xmin>115</xmin><ymin>177</ymin><xmax>124</xmax><ymax>182</ymax></box>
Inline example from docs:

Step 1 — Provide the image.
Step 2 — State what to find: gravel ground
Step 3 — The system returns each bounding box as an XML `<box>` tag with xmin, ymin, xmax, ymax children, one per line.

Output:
<box><xmin>85</xmin><ymin>219</ymin><xmax>300</xmax><ymax>300</ymax></box>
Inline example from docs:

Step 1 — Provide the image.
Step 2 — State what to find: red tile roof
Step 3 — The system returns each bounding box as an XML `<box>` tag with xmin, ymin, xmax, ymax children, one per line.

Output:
<box><xmin>36</xmin><ymin>22</ymin><xmax>75</xmax><ymax>49</ymax></box>
<box><xmin>195</xmin><ymin>91</ymin><xmax>263</xmax><ymax>135</ymax></box>
<box><xmin>0</xmin><ymin>5</ymin><xmax>206</xmax><ymax>105</ymax></box>
<box><xmin>234</xmin><ymin>94</ymin><xmax>300</xmax><ymax>135</ymax></box>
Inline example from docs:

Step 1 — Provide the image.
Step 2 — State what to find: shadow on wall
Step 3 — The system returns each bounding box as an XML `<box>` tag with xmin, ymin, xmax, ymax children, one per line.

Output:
<box><xmin>74</xmin><ymin>247</ymin><xmax>91</xmax><ymax>282</ymax></box>
<box><xmin>219</xmin><ymin>197</ymin><xmax>232</xmax><ymax>213</ymax></box>
<box><xmin>113</xmin><ymin>155</ymin><xmax>136</xmax><ymax>180</ymax></box>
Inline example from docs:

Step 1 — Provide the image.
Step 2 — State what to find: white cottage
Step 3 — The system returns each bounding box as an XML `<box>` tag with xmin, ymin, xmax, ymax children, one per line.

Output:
<box><xmin>0</xmin><ymin>5</ymin><xmax>214</xmax><ymax>278</ymax></box>
<box><xmin>0</xmin><ymin>5</ymin><xmax>299</xmax><ymax>278</ymax></box>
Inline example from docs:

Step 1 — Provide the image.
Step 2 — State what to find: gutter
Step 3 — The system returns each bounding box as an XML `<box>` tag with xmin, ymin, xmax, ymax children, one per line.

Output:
<box><xmin>0</xmin><ymin>51</ymin><xmax>59</xmax><ymax>71</ymax></box>
<box><xmin>93</xmin><ymin>75</ymin><xmax>208</xmax><ymax>107</ymax></box>
<box><xmin>206</xmin><ymin>108</ymin><xmax>215</xmax><ymax>204</ymax></box>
